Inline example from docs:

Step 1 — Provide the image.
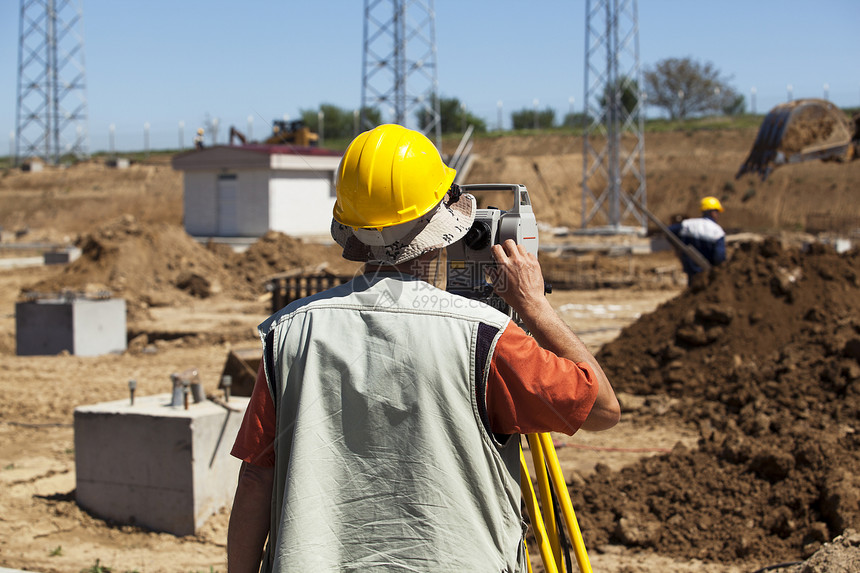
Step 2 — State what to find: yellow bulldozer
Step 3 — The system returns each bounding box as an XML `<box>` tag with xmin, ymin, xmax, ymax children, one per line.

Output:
<box><xmin>229</xmin><ymin>119</ymin><xmax>319</xmax><ymax>147</ymax></box>
<box><xmin>736</xmin><ymin>98</ymin><xmax>860</xmax><ymax>181</ymax></box>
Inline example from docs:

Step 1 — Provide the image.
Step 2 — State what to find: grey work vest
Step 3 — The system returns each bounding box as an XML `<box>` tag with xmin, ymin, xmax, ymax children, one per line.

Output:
<box><xmin>258</xmin><ymin>272</ymin><xmax>526</xmax><ymax>572</ymax></box>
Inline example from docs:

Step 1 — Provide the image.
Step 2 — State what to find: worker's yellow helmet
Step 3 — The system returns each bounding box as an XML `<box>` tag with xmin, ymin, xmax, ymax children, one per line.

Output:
<box><xmin>333</xmin><ymin>124</ymin><xmax>456</xmax><ymax>228</ymax></box>
<box><xmin>700</xmin><ymin>196</ymin><xmax>724</xmax><ymax>213</ymax></box>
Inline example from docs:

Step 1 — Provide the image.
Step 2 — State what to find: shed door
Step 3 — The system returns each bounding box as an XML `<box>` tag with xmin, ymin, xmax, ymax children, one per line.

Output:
<box><xmin>217</xmin><ymin>174</ymin><xmax>238</xmax><ymax>236</ymax></box>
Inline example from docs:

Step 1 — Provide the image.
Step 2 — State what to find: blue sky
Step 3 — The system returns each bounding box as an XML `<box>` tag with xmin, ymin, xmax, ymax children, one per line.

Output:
<box><xmin>2</xmin><ymin>0</ymin><xmax>857</xmax><ymax>153</ymax></box>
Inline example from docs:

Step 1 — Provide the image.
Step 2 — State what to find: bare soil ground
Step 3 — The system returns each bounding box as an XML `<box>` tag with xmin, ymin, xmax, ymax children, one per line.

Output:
<box><xmin>1</xmin><ymin>128</ymin><xmax>858</xmax><ymax>573</ymax></box>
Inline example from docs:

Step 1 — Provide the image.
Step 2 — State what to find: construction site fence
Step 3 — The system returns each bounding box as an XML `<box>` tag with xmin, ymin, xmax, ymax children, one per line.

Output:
<box><xmin>267</xmin><ymin>264</ymin><xmax>684</xmax><ymax>314</ymax></box>
<box><xmin>542</xmin><ymin>269</ymin><xmax>681</xmax><ymax>290</ymax></box>
<box><xmin>268</xmin><ymin>273</ymin><xmax>353</xmax><ymax>314</ymax></box>
<box><xmin>806</xmin><ymin>213</ymin><xmax>860</xmax><ymax>235</ymax></box>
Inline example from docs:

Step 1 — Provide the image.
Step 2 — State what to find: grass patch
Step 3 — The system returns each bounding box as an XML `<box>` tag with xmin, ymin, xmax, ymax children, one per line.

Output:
<box><xmin>0</xmin><ymin>112</ymin><xmax>778</xmax><ymax>165</ymax></box>
<box><xmin>79</xmin><ymin>560</ymin><xmax>140</xmax><ymax>573</ymax></box>
<box><xmin>641</xmin><ymin>114</ymin><xmax>763</xmax><ymax>133</ymax></box>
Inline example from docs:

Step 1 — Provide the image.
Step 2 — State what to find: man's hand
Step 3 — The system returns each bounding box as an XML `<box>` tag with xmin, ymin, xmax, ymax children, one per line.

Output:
<box><xmin>489</xmin><ymin>239</ymin><xmax>549</xmax><ymax>317</ymax></box>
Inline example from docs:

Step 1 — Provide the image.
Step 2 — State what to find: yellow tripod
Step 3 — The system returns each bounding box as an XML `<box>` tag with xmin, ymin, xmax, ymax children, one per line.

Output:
<box><xmin>520</xmin><ymin>433</ymin><xmax>592</xmax><ymax>573</ymax></box>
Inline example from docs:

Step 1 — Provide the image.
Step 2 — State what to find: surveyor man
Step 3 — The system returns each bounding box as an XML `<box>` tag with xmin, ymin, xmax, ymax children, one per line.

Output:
<box><xmin>669</xmin><ymin>196</ymin><xmax>727</xmax><ymax>284</ymax></box>
<box><xmin>227</xmin><ymin>124</ymin><xmax>620</xmax><ymax>573</ymax></box>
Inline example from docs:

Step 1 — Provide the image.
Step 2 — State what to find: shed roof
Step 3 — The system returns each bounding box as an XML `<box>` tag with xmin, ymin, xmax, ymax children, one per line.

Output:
<box><xmin>171</xmin><ymin>144</ymin><xmax>343</xmax><ymax>172</ymax></box>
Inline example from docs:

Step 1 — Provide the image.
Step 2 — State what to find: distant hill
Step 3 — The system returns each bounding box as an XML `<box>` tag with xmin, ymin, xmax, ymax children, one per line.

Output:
<box><xmin>459</xmin><ymin>126</ymin><xmax>860</xmax><ymax>235</ymax></box>
<box><xmin>2</xmin><ymin>125</ymin><xmax>858</xmax><ymax>242</ymax></box>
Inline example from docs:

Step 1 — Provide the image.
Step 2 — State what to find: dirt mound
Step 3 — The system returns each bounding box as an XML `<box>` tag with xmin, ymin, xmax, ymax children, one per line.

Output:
<box><xmin>783</xmin><ymin>529</ymin><xmax>860</xmax><ymax>573</ymax></box>
<box><xmin>598</xmin><ymin>238</ymin><xmax>859</xmax><ymax>398</ymax></box>
<box><xmin>22</xmin><ymin>221</ymin><xmax>363</xmax><ymax>317</ymax></box>
<box><xmin>228</xmin><ymin>231</ymin><xmax>361</xmax><ymax>289</ymax></box>
<box><xmin>23</xmin><ymin>216</ymin><xmax>255</xmax><ymax>308</ymax></box>
<box><xmin>574</xmin><ymin>239</ymin><xmax>860</xmax><ymax>565</ymax></box>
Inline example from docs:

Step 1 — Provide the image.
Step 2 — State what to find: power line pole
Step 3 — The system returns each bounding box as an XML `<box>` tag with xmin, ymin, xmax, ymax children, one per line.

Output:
<box><xmin>360</xmin><ymin>0</ymin><xmax>441</xmax><ymax>148</ymax></box>
<box><xmin>582</xmin><ymin>0</ymin><xmax>646</xmax><ymax>233</ymax></box>
<box><xmin>15</xmin><ymin>0</ymin><xmax>89</xmax><ymax>166</ymax></box>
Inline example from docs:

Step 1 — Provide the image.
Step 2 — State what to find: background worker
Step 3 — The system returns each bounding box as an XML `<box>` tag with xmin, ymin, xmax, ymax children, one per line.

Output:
<box><xmin>668</xmin><ymin>196</ymin><xmax>727</xmax><ymax>284</ymax></box>
<box><xmin>194</xmin><ymin>128</ymin><xmax>205</xmax><ymax>149</ymax></box>
<box><xmin>227</xmin><ymin>124</ymin><xmax>620</xmax><ymax>573</ymax></box>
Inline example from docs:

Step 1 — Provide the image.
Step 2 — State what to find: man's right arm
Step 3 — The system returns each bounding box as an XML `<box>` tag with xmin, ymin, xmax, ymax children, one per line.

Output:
<box><xmin>228</xmin><ymin>362</ymin><xmax>277</xmax><ymax>572</ymax></box>
<box><xmin>228</xmin><ymin>462</ymin><xmax>273</xmax><ymax>573</ymax></box>
<box><xmin>712</xmin><ymin>235</ymin><xmax>727</xmax><ymax>265</ymax></box>
<box><xmin>490</xmin><ymin>240</ymin><xmax>620</xmax><ymax>431</ymax></box>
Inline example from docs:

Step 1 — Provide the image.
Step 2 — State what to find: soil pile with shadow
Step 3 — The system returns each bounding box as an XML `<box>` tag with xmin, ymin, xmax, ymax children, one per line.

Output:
<box><xmin>22</xmin><ymin>222</ymin><xmax>362</xmax><ymax>312</ymax></box>
<box><xmin>23</xmin><ymin>216</ymin><xmax>254</xmax><ymax>310</ymax></box>
<box><xmin>228</xmin><ymin>230</ymin><xmax>361</xmax><ymax>290</ymax></box>
<box><xmin>575</xmin><ymin>238</ymin><xmax>860</xmax><ymax>567</ymax></box>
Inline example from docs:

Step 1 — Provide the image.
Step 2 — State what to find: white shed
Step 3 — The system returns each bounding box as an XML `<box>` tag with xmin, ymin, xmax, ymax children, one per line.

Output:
<box><xmin>171</xmin><ymin>145</ymin><xmax>343</xmax><ymax>239</ymax></box>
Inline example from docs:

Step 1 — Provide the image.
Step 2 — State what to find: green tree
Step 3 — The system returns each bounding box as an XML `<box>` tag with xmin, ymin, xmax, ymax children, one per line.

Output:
<box><xmin>599</xmin><ymin>77</ymin><xmax>640</xmax><ymax>116</ymax></box>
<box><xmin>511</xmin><ymin>106</ymin><xmax>556</xmax><ymax>130</ymax></box>
<box><xmin>300</xmin><ymin>103</ymin><xmax>382</xmax><ymax>139</ymax></box>
<box><xmin>357</xmin><ymin>107</ymin><xmax>384</xmax><ymax>131</ymax></box>
<box><xmin>721</xmin><ymin>93</ymin><xmax>746</xmax><ymax>116</ymax></box>
<box><xmin>562</xmin><ymin>111</ymin><xmax>594</xmax><ymax>129</ymax></box>
<box><xmin>416</xmin><ymin>96</ymin><xmax>487</xmax><ymax>134</ymax></box>
<box><xmin>643</xmin><ymin>57</ymin><xmax>738</xmax><ymax>119</ymax></box>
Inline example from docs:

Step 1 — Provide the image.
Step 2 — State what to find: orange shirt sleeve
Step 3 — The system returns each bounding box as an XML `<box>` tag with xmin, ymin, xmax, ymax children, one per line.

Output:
<box><xmin>230</xmin><ymin>359</ymin><xmax>276</xmax><ymax>467</ymax></box>
<box><xmin>486</xmin><ymin>322</ymin><xmax>599</xmax><ymax>436</ymax></box>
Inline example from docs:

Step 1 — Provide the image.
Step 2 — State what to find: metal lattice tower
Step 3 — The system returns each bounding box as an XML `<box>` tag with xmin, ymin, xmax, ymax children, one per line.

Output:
<box><xmin>360</xmin><ymin>0</ymin><xmax>441</xmax><ymax>147</ymax></box>
<box><xmin>15</xmin><ymin>0</ymin><xmax>89</xmax><ymax>165</ymax></box>
<box><xmin>582</xmin><ymin>0</ymin><xmax>646</xmax><ymax>232</ymax></box>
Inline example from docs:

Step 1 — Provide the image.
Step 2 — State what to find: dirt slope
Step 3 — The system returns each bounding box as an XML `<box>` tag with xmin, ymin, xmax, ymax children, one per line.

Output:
<box><xmin>3</xmin><ymin>124</ymin><xmax>859</xmax><ymax>243</ymax></box>
<box><xmin>0</xmin><ymin>157</ymin><xmax>181</xmax><ymax>244</ymax></box>
<box><xmin>463</xmin><ymin>128</ymin><xmax>860</xmax><ymax>233</ymax></box>
<box><xmin>583</xmin><ymin>239</ymin><xmax>860</xmax><ymax>566</ymax></box>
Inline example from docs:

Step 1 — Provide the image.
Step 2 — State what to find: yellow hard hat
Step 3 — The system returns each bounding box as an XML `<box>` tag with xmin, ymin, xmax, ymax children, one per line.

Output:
<box><xmin>700</xmin><ymin>196</ymin><xmax>723</xmax><ymax>212</ymax></box>
<box><xmin>333</xmin><ymin>124</ymin><xmax>456</xmax><ymax>228</ymax></box>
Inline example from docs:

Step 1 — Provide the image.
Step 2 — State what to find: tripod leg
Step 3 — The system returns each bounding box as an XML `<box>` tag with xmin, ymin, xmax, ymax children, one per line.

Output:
<box><xmin>527</xmin><ymin>434</ymin><xmax>566</xmax><ymax>571</ymax></box>
<box><xmin>537</xmin><ymin>433</ymin><xmax>593</xmax><ymax>573</ymax></box>
<box><xmin>519</xmin><ymin>446</ymin><xmax>560</xmax><ymax>573</ymax></box>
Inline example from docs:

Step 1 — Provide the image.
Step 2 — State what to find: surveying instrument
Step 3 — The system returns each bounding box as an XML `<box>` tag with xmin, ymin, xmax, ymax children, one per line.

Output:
<box><xmin>448</xmin><ymin>184</ymin><xmax>593</xmax><ymax>573</ymax></box>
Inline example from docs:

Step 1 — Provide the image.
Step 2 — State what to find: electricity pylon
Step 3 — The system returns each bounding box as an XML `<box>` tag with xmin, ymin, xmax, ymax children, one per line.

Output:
<box><xmin>360</xmin><ymin>0</ymin><xmax>441</xmax><ymax>148</ymax></box>
<box><xmin>582</xmin><ymin>0</ymin><xmax>646</xmax><ymax>232</ymax></box>
<box><xmin>15</xmin><ymin>0</ymin><xmax>89</xmax><ymax>165</ymax></box>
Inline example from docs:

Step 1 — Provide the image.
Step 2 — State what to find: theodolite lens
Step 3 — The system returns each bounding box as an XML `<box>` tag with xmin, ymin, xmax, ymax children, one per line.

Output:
<box><xmin>464</xmin><ymin>220</ymin><xmax>492</xmax><ymax>250</ymax></box>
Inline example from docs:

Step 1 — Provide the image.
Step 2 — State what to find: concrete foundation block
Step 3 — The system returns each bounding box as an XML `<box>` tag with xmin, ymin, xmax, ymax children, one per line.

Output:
<box><xmin>105</xmin><ymin>157</ymin><xmax>130</xmax><ymax>169</ymax></box>
<box><xmin>74</xmin><ymin>393</ymin><xmax>249</xmax><ymax>536</ymax></box>
<box><xmin>43</xmin><ymin>247</ymin><xmax>82</xmax><ymax>265</ymax></box>
<box><xmin>15</xmin><ymin>297</ymin><xmax>126</xmax><ymax>356</ymax></box>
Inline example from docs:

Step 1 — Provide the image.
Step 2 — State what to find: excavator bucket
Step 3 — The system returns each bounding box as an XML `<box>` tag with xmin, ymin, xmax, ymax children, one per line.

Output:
<box><xmin>736</xmin><ymin>98</ymin><xmax>855</xmax><ymax>181</ymax></box>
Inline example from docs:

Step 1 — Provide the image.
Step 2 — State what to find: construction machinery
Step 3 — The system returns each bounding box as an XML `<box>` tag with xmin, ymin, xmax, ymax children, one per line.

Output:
<box><xmin>229</xmin><ymin>119</ymin><xmax>319</xmax><ymax>147</ymax></box>
<box><xmin>736</xmin><ymin>98</ymin><xmax>860</xmax><ymax>181</ymax></box>
<box><xmin>228</xmin><ymin>126</ymin><xmax>247</xmax><ymax>145</ymax></box>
